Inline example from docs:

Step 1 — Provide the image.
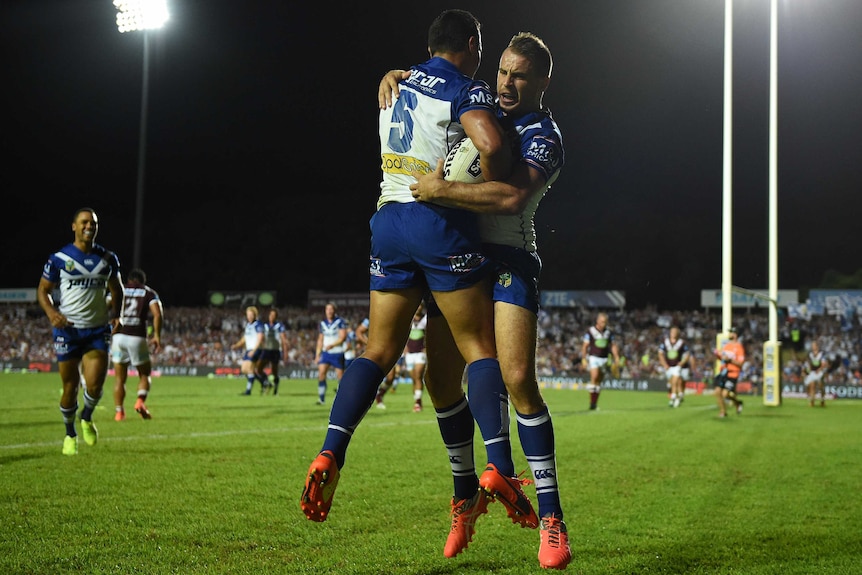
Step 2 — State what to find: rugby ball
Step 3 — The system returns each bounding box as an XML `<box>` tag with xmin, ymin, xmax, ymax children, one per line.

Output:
<box><xmin>443</xmin><ymin>137</ymin><xmax>484</xmax><ymax>184</ymax></box>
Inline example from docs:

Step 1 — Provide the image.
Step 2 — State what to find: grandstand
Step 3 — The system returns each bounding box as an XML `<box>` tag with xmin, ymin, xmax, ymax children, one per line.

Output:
<box><xmin>3</xmin><ymin>304</ymin><xmax>860</xmax><ymax>396</ymax></box>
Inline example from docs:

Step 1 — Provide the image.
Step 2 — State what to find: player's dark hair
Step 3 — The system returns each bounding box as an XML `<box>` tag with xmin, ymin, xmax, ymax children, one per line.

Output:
<box><xmin>128</xmin><ymin>268</ymin><xmax>147</xmax><ymax>284</ymax></box>
<box><xmin>507</xmin><ymin>32</ymin><xmax>553</xmax><ymax>78</ymax></box>
<box><xmin>428</xmin><ymin>9</ymin><xmax>480</xmax><ymax>55</ymax></box>
<box><xmin>72</xmin><ymin>207</ymin><xmax>96</xmax><ymax>222</ymax></box>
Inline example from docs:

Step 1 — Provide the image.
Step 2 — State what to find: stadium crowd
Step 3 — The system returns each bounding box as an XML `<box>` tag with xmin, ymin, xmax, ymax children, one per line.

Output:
<box><xmin>3</xmin><ymin>304</ymin><xmax>861</xmax><ymax>386</ymax></box>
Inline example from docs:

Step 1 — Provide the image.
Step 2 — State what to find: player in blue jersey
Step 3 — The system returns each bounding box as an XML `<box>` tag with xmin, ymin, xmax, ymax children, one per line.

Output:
<box><xmin>314</xmin><ymin>302</ymin><xmax>347</xmax><ymax>405</ymax></box>
<box><xmin>37</xmin><ymin>207</ymin><xmax>125</xmax><ymax>456</ymax></box>
<box><xmin>261</xmin><ymin>308</ymin><xmax>289</xmax><ymax>395</ymax></box>
<box><xmin>231</xmin><ymin>306</ymin><xmax>268</xmax><ymax>395</ymax></box>
<box><xmin>111</xmin><ymin>268</ymin><xmax>163</xmax><ymax>420</ymax></box>
<box><xmin>379</xmin><ymin>32</ymin><xmax>571</xmax><ymax>569</ymax></box>
<box><xmin>301</xmin><ymin>9</ymin><xmax>513</xmax><ymax>540</ymax></box>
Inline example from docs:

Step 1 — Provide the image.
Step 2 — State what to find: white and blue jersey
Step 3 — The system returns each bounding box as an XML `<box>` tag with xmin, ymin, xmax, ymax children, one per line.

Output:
<box><xmin>243</xmin><ymin>320</ymin><xmax>265</xmax><ymax>361</ymax></box>
<box><xmin>318</xmin><ymin>315</ymin><xmax>347</xmax><ymax>369</ymax></box>
<box><xmin>484</xmin><ymin>108</ymin><xmax>563</xmax><ymax>314</ymax></box>
<box><xmin>372</xmin><ymin>56</ymin><xmax>496</xmax><ymax>293</ymax></box>
<box><xmin>319</xmin><ymin>316</ymin><xmax>347</xmax><ymax>355</ymax></box>
<box><xmin>41</xmin><ymin>242</ymin><xmax>120</xmax><ymax>329</ymax></box>
<box><xmin>482</xmin><ymin>108</ymin><xmax>563</xmax><ymax>252</ymax></box>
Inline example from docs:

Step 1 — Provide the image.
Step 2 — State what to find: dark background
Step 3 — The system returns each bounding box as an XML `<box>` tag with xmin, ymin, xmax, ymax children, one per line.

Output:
<box><xmin>4</xmin><ymin>1</ymin><xmax>862</xmax><ymax>309</ymax></box>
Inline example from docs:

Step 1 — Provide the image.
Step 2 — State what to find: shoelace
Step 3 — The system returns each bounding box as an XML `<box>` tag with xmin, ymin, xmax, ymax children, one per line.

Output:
<box><xmin>543</xmin><ymin>517</ymin><xmax>564</xmax><ymax>547</ymax></box>
<box><xmin>513</xmin><ymin>469</ymin><xmax>534</xmax><ymax>487</ymax></box>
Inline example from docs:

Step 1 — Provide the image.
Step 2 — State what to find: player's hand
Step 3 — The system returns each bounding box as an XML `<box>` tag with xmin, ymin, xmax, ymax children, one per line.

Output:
<box><xmin>49</xmin><ymin>311</ymin><xmax>70</xmax><ymax>328</ymax></box>
<box><xmin>378</xmin><ymin>69</ymin><xmax>410</xmax><ymax>109</ymax></box>
<box><xmin>410</xmin><ymin>159</ymin><xmax>447</xmax><ymax>202</ymax></box>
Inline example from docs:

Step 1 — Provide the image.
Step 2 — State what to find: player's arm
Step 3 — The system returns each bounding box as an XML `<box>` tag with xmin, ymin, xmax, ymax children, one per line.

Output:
<box><xmin>107</xmin><ymin>273</ymin><xmax>125</xmax><ymax>332</ymax></box>
<box><xmin>315</xmin><ymin>332</ymin><xmax>323</xmax><ymax>358</ymax></box>
<box><xmin>411</xmin><ymin>159</ymin><xmax>538</xmax><ymax>215</ymax></box>
<box><xmin>37</xmin><ymin>277</ymin><xmax>67</xmax><ymax>328</ymax></box>
<box><xmin>149</xmin><ymin>299</ymin><xmax>163</xmax><ymax>352</ymax></box>
<box><xmin>355</xmin><ymin>323</ymin><xmax>369</xmax><ymax>346</ymax></box>
<box><xmin>460</xmin><ymin>108</ymin><xmax>512</xmax><ymax>182</ymax></box>
<box><xmin>329</xmin><ymin>328</ymin><xmax>347</xmax><ymax>350</ymax></box>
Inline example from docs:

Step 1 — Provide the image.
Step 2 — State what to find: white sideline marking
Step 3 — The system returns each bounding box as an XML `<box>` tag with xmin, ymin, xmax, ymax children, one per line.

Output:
<box><xmin>0</xmin><ymin>418</ymin><xmax>437</xmax><ymax>452</ymax></box>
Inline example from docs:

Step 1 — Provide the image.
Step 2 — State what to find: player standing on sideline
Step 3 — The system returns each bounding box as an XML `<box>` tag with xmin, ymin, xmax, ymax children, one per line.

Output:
<box><xmin>581</xmin><ymin>312</ymin><xmax>621</xmax><ymax>411</ymax></box>
<box><xmin>262</xmin><ymin>308</ymin><xmax>289</xmax><ymax>395</ymax></box>
<box><xmin>658</xmin><ymin>326</ymin><xmax>691</xmax><ymax>408</ymax></box>
<box><xmin>231</xmin><ymin>306</ymin><xmax>268</xmax><ymax>395</ymax></box>
<box><xmin>804</xmin><ymin>340</ymin><xmax>829</xmax><ymax>407</ymax></box>
<box><xmin>382</xmin><ymin>31</ymin><xmax>570</xmax><ymax>568</ymax></box>
<box><xmin>37</xmin><ymin>207</ymin><xmax>124</xmax><ymax>456</ymax></box>
<box><xmin>301</xmin><ymin>7</ymin><xmax>512</xmax><ymax>546</ymax></box>
<box><xmin>111</xmin><ymin>268</ymin><xmax>162</xmax><ymax>420</ymax></box>
<box><xmin>404</xmin><ymin>303</ymin><xmax>427</xmax><ymax>412</ymax></box>
<box><xmin>314</xmin><ymin>302</ymin><xmax>347</xmax><ymax>405</ymax></box>
<box><xmin>713</xmin><ymin>326</ymin><xmax>745</xmax><ymax>417</ymax></box>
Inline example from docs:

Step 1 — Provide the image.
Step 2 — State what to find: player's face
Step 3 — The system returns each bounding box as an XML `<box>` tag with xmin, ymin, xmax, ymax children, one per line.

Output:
<box><xmin>496</xmin><ymin>48</ymin><xmax>546</xmax><ymax>115</ymax></box>
<box><xmin>72</xmin><ymin>211</ymin><xmax>98</xmax><ymax>244</ymax></box>
<box><xmin>596</xmin><ymin>315</ymin><xmax>607</xmax><ymax>330</ymax></box>
<box><xmin>325</xmin><ymin>304</ymin><xmax>335</xmax><ymax>319</ymax></box>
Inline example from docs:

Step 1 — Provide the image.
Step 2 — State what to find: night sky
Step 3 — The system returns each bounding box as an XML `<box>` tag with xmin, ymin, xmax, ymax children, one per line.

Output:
<box><xmin>4</xmin><ymin>1</ymin><xmax>862</xmax><ymax>310</ymax></box>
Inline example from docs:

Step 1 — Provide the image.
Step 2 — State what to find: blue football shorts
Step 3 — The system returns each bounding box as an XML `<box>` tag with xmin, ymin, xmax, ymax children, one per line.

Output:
<box><xmin>52</xmin><ymin>325</ymin><xmax>112</xmax><ymax>362</ymax></box>
<box><xmin>369</xmin><ymin>202</ymin><xmax>491</xmax><ymax>293</ymax></box>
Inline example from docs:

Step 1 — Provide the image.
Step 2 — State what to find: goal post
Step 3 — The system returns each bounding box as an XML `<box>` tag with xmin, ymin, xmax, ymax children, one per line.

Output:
<box><xmin>730</xmin><ymin>286</ymin><xmax>782</xmax><ymax>407</ymax></box>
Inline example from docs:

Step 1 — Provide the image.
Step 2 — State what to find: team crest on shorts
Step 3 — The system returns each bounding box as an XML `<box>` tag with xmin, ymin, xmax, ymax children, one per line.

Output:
<box><xmin>448</xmin><ymin>253</ymin><xmax>485</xmax><ymax>273</ymax></box>
<box><xmin>369</xmin><ymin>257</ymin><xmax>384</xmax><ymax>277</ymax></box>
<box><xmin>497</xmin><ymin>271</ymin><xmax>512</xmax><ymax>288</ymax></box>
<box><xmin>65</xmin><ymin>260</ymin><xmax>75</xmax><ymax>272</ymax></box>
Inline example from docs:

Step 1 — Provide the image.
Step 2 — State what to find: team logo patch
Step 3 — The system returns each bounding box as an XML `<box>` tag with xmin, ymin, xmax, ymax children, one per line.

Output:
<box><xmin>497</xmin><ymin>271</ymin><xmax>512</xmax><ymax>288</ymax></box>
<box><xmin>448</xmin><ymin>253</ymin><xmax>485</xmax><ymax>273</ymax></box>
<box><xmin>65</xmin><ymin>260</ymin><xmax>75</xmax><ymax>272</ymax></box>
<box><xmin>369</xmin><ymin>258</ymin><xmax>384</xmax><ymax>277</ymax></box>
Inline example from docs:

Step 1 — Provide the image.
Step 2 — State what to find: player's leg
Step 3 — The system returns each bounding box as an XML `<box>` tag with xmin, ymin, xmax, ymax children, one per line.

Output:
<box><xmin>242</xmin><ymin>359</ymin><xmax>256</xmax><ymax>395</ymax></box>
<box><xmin>111</xmin><ymin>335</ymin><xmax>128</xmax><ymax>420</ymax></box>
<box><xmin>134</xmin><ymin>360</ymin><xmax>153</xmax><ymax>419</ymax></box>
<box><xmin>302</xmin><ymin>288</ymin><xmax>421</xmax><ymax>522</ymax></box>
<box><xmin>58</xmin><ymin>357</ymin><xmax>83</xmax><ymax>449</ymax></box>
<box><xmin>588</xmin><ymin>363</ymin><xmax>603</xmax><ymax>410</ymax></box>
<box><xmin>113</xmin><ymin>362</ymin><xmax>129</xmax><ymax>421</ymax></box>
<box><xmin>79</xmin><ymin>347</ymin><xmax>109</xmax><ymax>445</ymax></box>
<box><xmin>316</xmin><ymin>359</ymin><xmax>329</xmax><ymax>404</ymax></box>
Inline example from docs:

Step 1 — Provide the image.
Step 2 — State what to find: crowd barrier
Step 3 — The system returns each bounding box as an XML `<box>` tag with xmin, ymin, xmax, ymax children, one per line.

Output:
<box><xmin>4</xmin><ymin>360</ymin><xmax>861</xmax><ymax>399</ymax></box>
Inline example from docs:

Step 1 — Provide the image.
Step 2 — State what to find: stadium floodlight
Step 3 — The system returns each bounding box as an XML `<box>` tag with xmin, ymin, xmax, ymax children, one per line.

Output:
<box><xmin>114</xmin><ymin>0</ymin><xmax>169</xmax><ymax>33</ymax></box>
<box><xmin>113</xmin><ymin>0</ymin><xmax>168</xmax><ymax>269</ymax></box>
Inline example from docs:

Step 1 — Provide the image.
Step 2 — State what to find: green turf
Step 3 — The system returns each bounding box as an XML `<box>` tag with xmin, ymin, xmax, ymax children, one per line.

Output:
<box><xmin>1</xmin><ymin>373</ymin><xmax>860</xmax><ymax>574</ymax></box>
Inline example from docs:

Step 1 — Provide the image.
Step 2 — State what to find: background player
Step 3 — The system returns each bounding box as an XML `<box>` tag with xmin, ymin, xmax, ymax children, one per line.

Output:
<box><xmin>111</xmin><ymin>268</ymin><xmax>163</xmax><ymax>420</ymax></box>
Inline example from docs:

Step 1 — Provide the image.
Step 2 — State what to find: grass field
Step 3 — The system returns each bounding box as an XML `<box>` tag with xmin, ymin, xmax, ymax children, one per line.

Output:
<box><xmin>2</xmin><ymin>373</ymin><xmax>860</xmax><ymax>575</ymax></box>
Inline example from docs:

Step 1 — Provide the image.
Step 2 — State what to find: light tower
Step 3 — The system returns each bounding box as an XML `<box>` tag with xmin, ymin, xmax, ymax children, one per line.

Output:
<box><xmin>113</xmin><ymin>0</ymin><xmax>169</xmax><ymax>269</ymax></box>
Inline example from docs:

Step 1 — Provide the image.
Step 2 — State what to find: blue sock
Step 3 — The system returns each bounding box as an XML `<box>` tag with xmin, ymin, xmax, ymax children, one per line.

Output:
<box><xmin>467</xmin><ymin>358</ymin><xmax>515</xmax><ymax>477</ymax></box>
<box><xmin>517</xmin><ymin>406</ymin><xmax>562</xmax><ymax>519</ymax></box>
<box><xmin>61</xmin><ymin>403</ymin><xmax>78</xmax><ymax>437</ymax></box>
<box><xmin>435</xmin><ymin>396</ymin><xmax>479</xmax><ymax>499</ymax></box>
<box><xmin>321</xmin><ymin>358</ymin><xmax>384</xmax><ymax>469</ymax></box>
<box><xmin>80</xmin><ymin>389</ymin><xmax>101</xmax><ymax>422</ymax></box>
<box><xmin>245</xmin><ymin>376</ymin><xmax>254</xmax><ymax>393</ymax></box>
<box><xmin>317</xmin><ymin>380</ymin><xmax>327</xmax><ymax>402</ymax></box>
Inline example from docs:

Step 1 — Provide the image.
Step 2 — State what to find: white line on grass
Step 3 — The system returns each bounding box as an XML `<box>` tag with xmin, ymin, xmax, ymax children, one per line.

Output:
<box><xmin>1</xmin><ymin>418</ymin><xmax>437</xmax><ymax>451</ymax></box>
